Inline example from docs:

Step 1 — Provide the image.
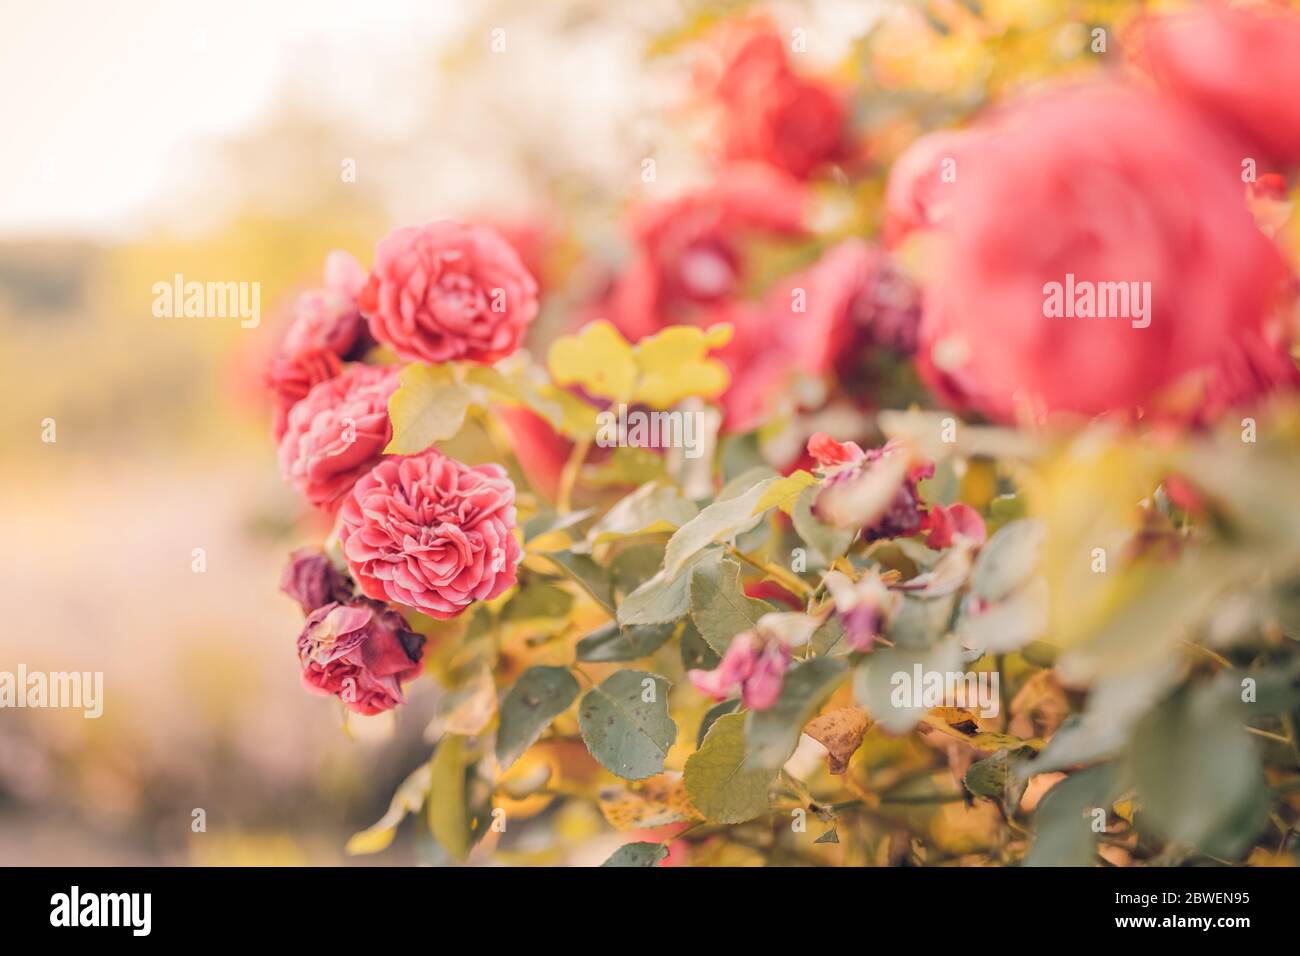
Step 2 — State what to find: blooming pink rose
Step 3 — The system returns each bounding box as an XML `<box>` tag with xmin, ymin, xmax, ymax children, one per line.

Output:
<box><xmin>278</xmin><ymin>364</ymin><xmax>399</xmax><ymax>512</ymax></box>
<box><xmin>1132</xmin><ymin>2</ymin><xmax>1300</xmax><ymax>168</ymax></box>
<box><xmin>601</xmin><ymin>164</ymin><xmax>807</xmax><ymax>340</ymax></box>
<box><xmin>281</xmin><ymin>548</ymin><xmax>354</xmax><ymax>615</ymax></box>
<box><xmin>359</xmin><ymin>221</ymin><xmax>539</xmax><ymax>365</ymax></box>
<box><xmin>700</xmin><ymin>19</ymin><xmax>850</xmax><ymax>180</ymax></box>
<box><xmin>339</xmin><ymin>450</ymin><xmax>522</xmax><ymax>619</ymax></box>
<box><xmin>688</xmin><ymin>631</ymin><xmax>791</xmax><ymax>711</ymax></box>
<box><xmin>298</xmin><ymin>599</ymin><xmax>425</xmax><ymax>715</ymax></box>
<box><xmin>267</xmin><ymin>251</ymin><xmax>374</xmax><ymax>439</ymax></box>
<box><xmin>903</xmin><ymin>83</ymin><xmax>1290</xmax><ymax>422</ymax></box>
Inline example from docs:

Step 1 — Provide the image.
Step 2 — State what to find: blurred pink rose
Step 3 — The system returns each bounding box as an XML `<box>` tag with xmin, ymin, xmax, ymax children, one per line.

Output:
<box><xmin>1133</xmin><ymin>2</ymin><xmax>1300</xmax><ymax>168</ymax></box>
<box><xmin>297</xmin><ymin>599</ymin><xmax>425</xmax><ymax>715</ymax></box>
<box><xmin>339</xmin><ymin>450</ymin><xmax>522</xmax><ymax>619</ymax></box>
<box><xmin>921</xmin><ymin>503</ymin><xmax>986</xmax><ymax>550</ymax></box>
<box><xmin>707</xmin><ymin>20</ymin><xmax>849</xmax><ymax>179</ymax></box>
<box><xmin>807</xmin><ymin>432</ymin><xmax>865</xmax><ymax>467</ymax></box>
<box><xmin>688</xmin><ymin>631</ymin><xmax>791</xmax><ymax>711</ymax></box>
<box><xmin>278</xmin><ymin>364</ymin><xmax>399</xmax><ymax>512</ymax></box>
<box><xmin>813</xmin><ymin>438</ymin><xmax>933</xmax><ymax>539</ymax></box>
<box><xmin>280</xmin><ymin>548</ymin><xmax>354</xmax><ymax>615</ymax></box>
<box><xmin>601</xmin><ymin>164</ymin><xmax>806</xmax><ymax>340</ymax></box>
<box><xmin>359</xmin><ymin>221</ymin><xmax>539</xmax><ymax>364</ymax></box>
<box><xmin>903</xmin><ymin>83</ymin><xmax>1290</xmax><ymax>422</ymax></box>
<box><xmin>883</xmin><ymin>129</ymin><xmax>972</xmax><ymax>246</ymax></box>
<box><xmin>267</xmin><ymin>251</ymin><xmax>373</xmax><ymax>439</ymax></box>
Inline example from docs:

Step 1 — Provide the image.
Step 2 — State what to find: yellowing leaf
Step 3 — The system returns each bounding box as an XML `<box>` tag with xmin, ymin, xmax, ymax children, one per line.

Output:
<box><xmin>385</xmin><ymin>363</ymin><xmax>472</xmax><ymax>454</ymax></box>
<box><xmin>546</xmin><ymin>321</ymin><xmax>638</xmax><ymax>402</ymax></box>
<box><xmin>753</xmin><ymin>470</ymin><xmax>819</xmax><ymax>517</ymax></box>
<box><xmin>346</xmin><ymin>762</ymin><xmax>431</xmax><ymax>856</ymax></box>
<box><xmin>597</xmin><ymin>773</ymin><xmax>700</xmax><ymax>830</ymax></box>
<box><xmin>546</xmin><ymin>320</ymin><xmax>733</xmax><ymax>409</ymax></box>
<box><xmin>804</xmin><ymin>707</ymin><xmax>870</xmax><ymax>774</ymax></box>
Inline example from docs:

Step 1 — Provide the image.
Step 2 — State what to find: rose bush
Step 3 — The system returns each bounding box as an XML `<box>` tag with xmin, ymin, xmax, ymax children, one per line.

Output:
<box><xmin>263</xmin><ymin>2</ymin><xmax>1300</xmax><ymax>869</ymax></box>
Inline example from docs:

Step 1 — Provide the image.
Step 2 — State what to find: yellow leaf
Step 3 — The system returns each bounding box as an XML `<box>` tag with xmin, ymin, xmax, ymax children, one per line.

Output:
<box><xmin>385</xmin><ymin>363</ymin><xmax>471</xmax><ymax>454</ymax></box>
<box><xmin>632</xmin><ymin>324</ymin><xmax>732</xmax><ymax>408</ymax></box>
<box><xmin>753</xmin><ymin>470</ymin><xmax>819</xmax><ymax>517</ymax></box>
<box><xmin>804</xmin><ymin>707</ymin><xmax>870</xmax><ymax>774</ymax></box>
<box><xmin>547</xmin><ymin>321</ymin><xmax>638</xmax><ymax>402</ymax></box>
<box><xmin>597</xmin><ymin>773</ymin><xmax>700</xmax><ymax>831</ymax></box>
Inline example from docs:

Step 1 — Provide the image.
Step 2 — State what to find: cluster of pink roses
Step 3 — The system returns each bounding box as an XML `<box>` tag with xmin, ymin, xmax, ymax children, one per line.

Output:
<box><xmin>268</xmin><ymin>222</ymin><xmax>536</xmax><ymax>713</ymax></box>
<box><xmin>887</xmin><ymin>2</ymin><xmax>1300</xmax><ymax>425</ymax></box>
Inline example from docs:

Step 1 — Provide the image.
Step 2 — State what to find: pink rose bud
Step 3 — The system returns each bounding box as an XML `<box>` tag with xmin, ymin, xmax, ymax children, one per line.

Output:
<box><xmin>280</xmin><ymin>548</ymin><xmax>353</xmax><ymax>615</ymax></box>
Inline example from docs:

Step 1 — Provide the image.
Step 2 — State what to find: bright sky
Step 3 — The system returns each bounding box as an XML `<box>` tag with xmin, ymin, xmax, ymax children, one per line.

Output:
<box><xmin>0</xmin><ymin>0</ymin><xmax>462</xmax><ymax>238</ymax></box>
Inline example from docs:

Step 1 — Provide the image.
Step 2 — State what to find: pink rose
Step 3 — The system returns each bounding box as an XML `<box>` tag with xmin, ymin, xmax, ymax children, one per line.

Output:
<box><xmin>902</xmin><ymin>83</ymin><xmax>1290</xmax><ymax>422</ymax></box>
<box><xmin>710</xmin><ymin>23</ymin><xmax>849</xmax><ymax>180</ymax></box>
<box><xmin>1133</xmin><ymin>2</ymin><xmax>1300</xmax><ymax>168</ymax></box>
<box><xmin>813</xmin><ymin>439</ymin><xmax>934</xmax><ymax>540</ymax></box>
<box><xmin>280</xmin><ymin>548</ymin><xmax>354</xmax><ymax>615</ymax></box>
<box><xmin>298</xmin><ymin>599</ymin><xmax>425</xmax><ymax>715</ymax></box>
<box><xmin>278</xmin><ymin>364</ymin><xmax>399</xmax><ymax>512</ymax></box>
<box><xmin>267</xmin><ymin>251</ymin><xmax>373</xmax><ymax>440</ymax></box>
<box><xmin>339</xmin><ymin>450</ymin><xmax>522</xmax><ymax>619</ymax></box>
<box><xmin>688</xmin><ymin>631</ymin><xmax>792</xmax><ymax>711</ymax></box>
<box><xmin>883</xmin><ymin>129</ymin><xmax>972</xmax><ymax>246</ymax></box>
<box><xmin>359</xmin><ymin>221</ymin><xmax>539</xmax><ymax>365</ymax></box>
<box><xmin>601</xmin><ymin>164</ymin><xmax>807</xmax><ymax>340</ymax></box>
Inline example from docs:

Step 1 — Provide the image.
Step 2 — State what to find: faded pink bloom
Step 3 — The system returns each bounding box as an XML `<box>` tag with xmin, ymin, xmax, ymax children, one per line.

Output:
<box><xmin>902</xmin><ymin>83</ymin><xmax>1290</xmax><ymax>422</ymax></box>
<box><xmin>359</xmin><ymin>221</ymin><xmax>539</xmax><ymax>365</ymax></box>
<box><xmin>339</xmin><ymin>450</ymin><xmax>522</xmax><ymax>619</ymax></box>
<box><xmin>883</xmin><ymin>129</ymin><xmax>972</xmax><ymax>245</ymax></box>
<box><xmin>298</xmin><ymin>599</ymin><xmax>425</xmax><ymax>715</ymax></box>
<box><xmin>813</xmin><ymin>439</ymin><xmax>934</xmax><ymax>540</ymax></box>
<box><xmin>1133</xmin><ymin>2</ymin><xmax>1300</xmax><ymax>168</ymax></box>
<box><xmin>824</xmin><ymin>570</ymin><xmax>900</xmax><ymax>652</ymax></box>
<box><xmin>280</xmin><ymin>548</ymin><xmax>353</xmax><ymax>615</ymax></box>
<box><xmin>921</xmin><ymin>503</ymin><xmax>987</xmax><ymax>550</ymax></box>
<box><xmin>688</xmin><ymin>631</ymin><xmax>792</xmax><ymax>711</ymax></box>
<box><xmin>267</xmin><ymin>251</ymin><xmax>374</xmax><ymax>440</ymax></box>
<box><xmin>278</xmin><ymin>364</ymin><xmax>399</xmax><ymax>512</ymax></box>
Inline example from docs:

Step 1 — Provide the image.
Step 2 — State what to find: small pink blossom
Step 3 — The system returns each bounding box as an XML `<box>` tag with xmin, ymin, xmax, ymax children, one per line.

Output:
<box><xmin>922</xmin><ymin>503</ymin><xmax>987</xmax><ymax>550</ymax></box>
<box><xmin>688</xmin><ymin>631</ymin><xmax>792</xmax><ymax>711</ymax></box>
<box><xmin>297</xmin><ymin>599</ymin><xmax>425</xmax><ymax>715</ymax></box>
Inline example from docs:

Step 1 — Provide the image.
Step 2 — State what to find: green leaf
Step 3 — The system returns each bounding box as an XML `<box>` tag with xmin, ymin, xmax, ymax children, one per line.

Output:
<box><xmin>684</xmin><ymin>713</ymin><xmax>778</xmax><ymax>824</ymax></box>
<box><xmin>495</xmin><ymin>666</ymin><xmax>580</xmax><ymax>770</ymax></box>
<box><xmin>1025</xmin><ymin>765</ymin><xmax>1119</xmax><ymax>867</ymax></box>
<box><xmin>578</xmin><ymin>670</ymin><xmax>677</xmax><ymax>780</ymax></box>
<box><xmin>541</xmin><ymin>550</ymin><xmax>616</xmax><ymax>615</ymax></box>
<box><xmin>345</xmin><ymin>762</ymin><xmax>431</xmax><ymax>856</ymax></box>
<box><xmin>696</xmin><ymin>698</ymin><xmax>741</xmax><ymax>748</ymax></box>
<box><xmin>576</xmin><ymin>621</ymin><xmax>678</xmax><ymax>663</ymax></box>
<box><xmin>500</xmin><ymin>583</ymin><xmax>574</xmax><ymax>623</ymax></box>
<box><xmin>792</xmin><ymin>485</ymin><xmax>855</xmax><ymax>567</ymax></box>
<box><xmin>969</xmin><ymin>519</ymin><xmax>1043</xmax><ymax>602</ymax></box>
<box><xmin>689</xmin><ymin>550</ymin><xmax>774</xmax><ymax>654</ymax></box>
<box><xmin>746</xmin><ymin>658</ymin><xmax>850</xmax><ymax>770</ymax></box>
<box><xmin>853</xmin><ymin>635</ymin><xmax>963</xmax><ymax>733</ymax></box>
<box><xmin>610</xmin><ymin>543</ymin><xmax>669</xmax><ymax>597</ymax></box>
<box><xmin>963</xmin><ymin>747</ymin><xmax>1033</xmax><ymax>814</ymax></box>
<box><xmin>428</xmin><ymin>734</ymin><xmax>476</xmax><ymax>862</ymax></box>
<box><xmin>385</xmin><ymin>364</ymin><xmax>472</xmax><ymax>454</ymax></box>
<box><xmin>1129</xmin><ymin>679</ymin><xmax>1270</xmax><ymax>859</ymax></box>
<box><xmin>680</xmin><ymin>619</ymin><xmax>720</xmax><ymax>672</ymax></box>
<box><xmin>617</xmin><ymin>547</ymin><xmax>714</xmax><ymax>627</ymax></box>
<box><xmin>585</xmin><ymin>483</ymin><xmax>697</xmax><ymax>547</ymax></box>
<box><xmin>659</xmin><ymin>478</ymin><xmax>777</xmax><ymax>582</ymax></box>
<box><xmin>601</xmin><ymin>841</ymin><xmax>668</xmax><ymax>867</ymax></box>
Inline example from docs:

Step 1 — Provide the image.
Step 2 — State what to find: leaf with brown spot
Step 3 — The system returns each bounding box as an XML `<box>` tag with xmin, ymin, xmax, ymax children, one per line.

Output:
<box><xmin>597</xmin><ymin>773</ymin><xmax>700</xmax><ymax>830</ymax></box>
<box><xmin>804</xmin><ymin>707</ymin><xmax>870</xmax><ymax>774</ymax></box>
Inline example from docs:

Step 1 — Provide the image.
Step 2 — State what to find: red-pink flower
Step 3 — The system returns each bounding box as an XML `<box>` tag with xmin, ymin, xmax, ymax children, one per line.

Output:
<box><xmin>901</xmin><ymin>83</ymin><xmax>1290</xmax><ymax>422</ymax></box>
<box><xmin>601</xmin><ymin>164</ymin><xmax>806</xmax><ymax>340</ymax></box>
<box><xmin>707</xmin><ymin>22</ymin><xmax>850</xmax><ymax>180</ymax></box>
<box><xmin>883</xmin><ymin>129</ymin><xmax>972</xmax><ymax>246</ymax></box>
<box><xmin>267</xmin><ymin>251</ymin><xmax>374</xmax><ymax>439</ymax></box>
<box><xmin>813</xmin><ymin>438</ymin><xmax>934</xmax><ymax>540</ymax></box>
<box><xmin>807</xmin><ymin>432</ymin><xmax>865</xmax><ymax>467</ymax></box>
<box><xmin>339</xmin><ymin>450</ymin><xmax>522</xmax><ymax>619</ymax></box>
<box><xmin>921</xmin><ymin>503</ymin><xmax>987</xmax><ymax>550</ymax></box>
<box><xmin>298</xmin><ymin>599</ymin><xmax>425</xmax><ymax>715</ymax></box>
<box><xmin>1132</xmin><ymin>2</ymin><xmax>1300</xmax><ymax>168</ymax></box>
<box><xmin>360</xmin><ymin>221</ymin><xmax>539</xmax><ymax>365</ymax></box>
<box><xmin>688</xmin><ymin>631</ymin><xmax>791</xmax><ymax>711</ymax></box>
<box><xmin>278</xmin><ymin>364</ymin><xmax>399</xmax><ymax>512</ymax></box>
